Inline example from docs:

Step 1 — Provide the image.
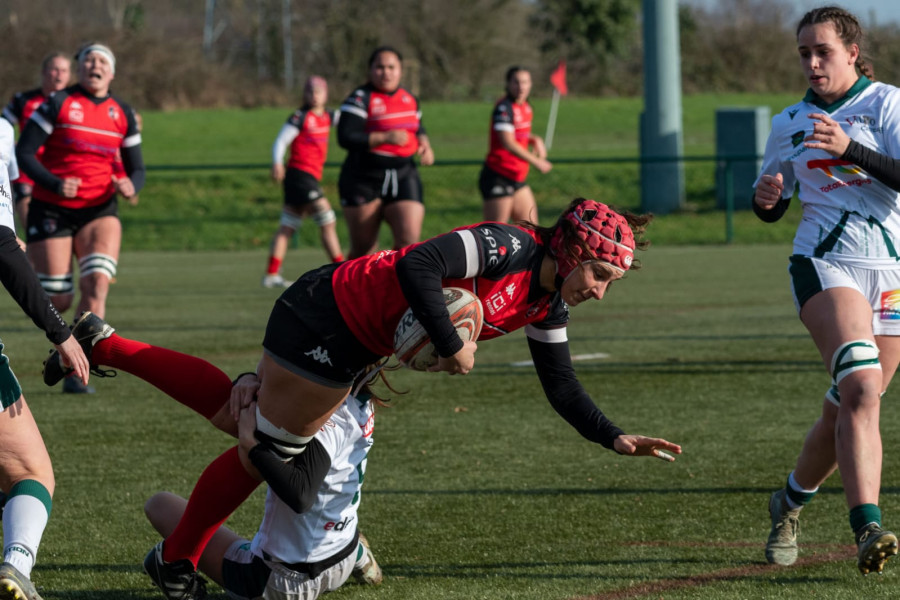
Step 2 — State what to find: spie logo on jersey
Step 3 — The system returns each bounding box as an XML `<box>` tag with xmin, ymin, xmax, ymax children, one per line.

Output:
<box><xmin>480</xmin><ymin>227</ymin><xmax>507</xmax><ymax>266</ymax></box>
<box><xmin>69</xmin><ymin>101</ymin><xmax>84</xmax><ymax>123</ymax></box>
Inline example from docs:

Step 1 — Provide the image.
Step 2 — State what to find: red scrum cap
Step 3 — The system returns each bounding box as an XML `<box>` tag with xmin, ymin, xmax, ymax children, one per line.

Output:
<box><xmin>549</xmin><ymin>199</ymin><xmax>635</xmax><ymax>280</ymax></box>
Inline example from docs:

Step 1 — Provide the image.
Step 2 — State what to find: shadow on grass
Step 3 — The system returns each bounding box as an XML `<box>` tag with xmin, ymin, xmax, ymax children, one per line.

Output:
<box><xmin>365</xmin><ymin>485</ymin><xmax>886</xmax><ymax>496</ymax></box>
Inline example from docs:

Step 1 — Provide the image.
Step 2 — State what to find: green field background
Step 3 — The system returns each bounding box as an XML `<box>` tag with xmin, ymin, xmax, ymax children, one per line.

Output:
<box><xmin>3</xmin><ymin>95</ymin><xmax>898</xmax><ymax>598</ymax></box>
<box><xmin>126</xmin><ymin>93</ymin><xmax>803</xmax><ymax>257</ymax></box>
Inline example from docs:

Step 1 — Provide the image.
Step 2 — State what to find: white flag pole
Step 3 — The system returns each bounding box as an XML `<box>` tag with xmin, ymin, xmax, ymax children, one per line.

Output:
<box><xmin>545</xmin><ymin>88</ymin><xmax>560</xmax><ymax>151</ymax></box>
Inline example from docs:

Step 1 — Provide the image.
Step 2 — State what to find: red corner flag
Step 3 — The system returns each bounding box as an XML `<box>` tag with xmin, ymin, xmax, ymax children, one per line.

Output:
<box><xmin>550</xmin><ymin>60</ymin><xmax>568</xmax><ymax>96</ymax></box>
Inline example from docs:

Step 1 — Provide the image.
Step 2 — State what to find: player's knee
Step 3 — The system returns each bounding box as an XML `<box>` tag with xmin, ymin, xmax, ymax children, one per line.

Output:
<box><xmin>311</xmin><ymin>207</ymin><xmax>336</xmax><ymax>227</ymax></box>
<box><xmin>279</xmin><ymin>210</ymin><xmax>303</xmax><ymax>230</ymax></box>
<box><xmin>254</xmin><ymin>406</ymin><xmax>313</xmax><ymax>460</ymax></box>
<box><xmin>37</xmin><ymin>273</ymin><xmax>74</xmax><ymax>299</ymax></box>
<box><xmin>831</xmin><ymin>340</ymin><xmax>880</xmax><ymax>383</ymax></box>
<box><xmin>78</xmin><ymin>253</ymin><xmax>117</xmax><ymax>281</ymax></box>
<box><xmin>831</xmin><ymin>339</ymin><xmax>882</xmax><ymax>406</ymax></box>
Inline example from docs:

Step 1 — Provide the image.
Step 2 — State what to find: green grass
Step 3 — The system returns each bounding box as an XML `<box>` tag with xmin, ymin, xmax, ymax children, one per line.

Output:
<box><xmin>4</xmin><ymin>245</ymin><xmax>900</xmax><ymax>599</ymax></box>
<box><xmin>124</xmin><ymin>93</ymin><xmax>803</xmax><ymax>252</ymax></box>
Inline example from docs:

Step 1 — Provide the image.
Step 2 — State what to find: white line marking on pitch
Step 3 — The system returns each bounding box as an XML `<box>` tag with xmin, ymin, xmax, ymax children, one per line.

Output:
<box><xmin>510</xmin><ymin>352</ymin><xmax>609</xmax><ymax>367</ymax></box>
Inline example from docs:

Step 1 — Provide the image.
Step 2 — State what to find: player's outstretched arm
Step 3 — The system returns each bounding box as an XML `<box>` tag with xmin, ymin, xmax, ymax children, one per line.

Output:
<box><xmin>613</xmin><ymin>434</ymin><xmax>682</xmax><ymax>462</ymax></box>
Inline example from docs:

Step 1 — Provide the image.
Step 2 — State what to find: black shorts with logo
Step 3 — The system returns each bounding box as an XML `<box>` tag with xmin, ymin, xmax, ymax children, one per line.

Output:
<box><xmin>283</xmin><ymin>168</ymin><xmax>325</xmax><ymax>209</ymax></box>
<box><xmin>262</xmin><ymin>263</ymin><xmax>383</xmax><ymax>388</ymax></box>
<box><xmin>26</xmin><ymin>197</ymin><xmax>119</xmax><ymax>243</ymax></box>
<box><xmin>338</xmin><ymin>160</ymin><xmax>423</xmax><ymax>207</ymax></box>
<box><xmin>479</xmin><ymin>165</ymin><xmax>526</xmax><ymax>201</ymax></box>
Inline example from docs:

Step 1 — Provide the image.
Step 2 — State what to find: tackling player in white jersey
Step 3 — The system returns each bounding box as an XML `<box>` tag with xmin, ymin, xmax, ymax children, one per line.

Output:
<box><xmin>754</xmin><ymin>5</ymin><xmax>900</xmax><ymax>576</ymax></box>
<box><xmin>41</xmin><ymin>313</ymin><xmax>381</xmax><ymax>600</ymax></box>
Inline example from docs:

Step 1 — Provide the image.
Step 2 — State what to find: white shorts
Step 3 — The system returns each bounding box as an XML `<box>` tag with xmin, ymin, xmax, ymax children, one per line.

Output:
<box><xmin>789</xmin><ymin>254</ymin><xmax>900</xmax><ymax>336</ymax></box>
<box><xmin>221</xmin><ymin>540</ymin><xmax>355</xmax><ymax>600</ymax></box>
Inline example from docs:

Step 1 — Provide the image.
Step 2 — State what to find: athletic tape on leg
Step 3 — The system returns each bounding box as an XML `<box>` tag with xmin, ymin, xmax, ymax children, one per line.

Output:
<box><xmin>831</xmin><ymin>339</ymin><xmax>880</xmax><ymax>385</ymax></box>
<box><xmin>78</xmin><ymin>253</ymin><xmax>117</xmax><ymax>279</ymax></box>
<box><xmin>311</xmin><ymin>207</ymin><xmax>336</xmax><ymax>226</ymax></box>
<box><xmin>279</xmin><ymin>210</ymin><xmax>303</xmax><ymax>230</ymax></box>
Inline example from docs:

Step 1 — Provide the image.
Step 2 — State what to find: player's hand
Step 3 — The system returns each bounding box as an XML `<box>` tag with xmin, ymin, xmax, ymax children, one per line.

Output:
<box><xmin>230</xmin><ymin>372</ymin><xmax>260</xmax><ymax>422</ymax></box>
<box><xmin>14</xmin><ymin>236</ymin><xmax>25</xmax><ymax>252</ymax></box>
<box><xmin>383</xmin><ymin>129</ymin><xmax>409</xmax><ymax>146</ymax></box>
<box><xmin>417</xmin><ymin>138</ymin><xmax>435</xmax><ymax>166</ymax></box>
<box><xmin>111</xmin><ymin>175</ymin><xmax>136</xmax><ymax>200</ymax></box>
<box><xmin>805</xmin><ymin>112</ymin><xmax>851</xmax><ymax>157</ymax></box>
<box><xmin>534</xmin><ymin>157</ymin><xmax>553</xmax><ymax>174</ymax></box>
<box><xmin>237</xmin><ymin>401</ymin><xmax>259</xmax><ymax>452</ymax></box>
<box><xmin>60</xmin><ymin>177</ymin><xmax>81</xmax><ymax>198</ymax></box>
<box><xmin>430</xmin><ymin>340</ymin><xmax>477</xmax><ymax>375</ymax></box>
<box><xmin>55</xmin><ymin>334</ymin><xmax>90</xmax><ymax>386</ymax></box>
<box><xmin>754</xmin><ymin>173</ymin><xmax>784</xmax><ymax>210</ymax></box>
<box><xmin>613</xmin><ymin>434</ymin><xmax>682</xmax><ymax>462</ymax></box>
<box><xmin>531</xmin><ymin>136</ymin><xmax>548</xmax><ymax>160</ymax></box>
<box><xmin>271</xmin><ymin>164</ymin><xmax>286</xmax><ymax>182</ymax></box>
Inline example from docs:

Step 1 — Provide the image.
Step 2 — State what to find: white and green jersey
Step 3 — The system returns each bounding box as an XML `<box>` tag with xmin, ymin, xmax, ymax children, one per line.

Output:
<box><xmin>0</xmin><ymin>119</ymin><xmax>17</xmax><ymax>233</ymax></box>
<box><xmin>250</xmin><ymin>394</ymin><xmax>374</xmax><ymax>565</ymax></box>
<box><xmin>756</xmin><ymin>77</ymin><xmax>900</xmax><ymax>267</ymax></box>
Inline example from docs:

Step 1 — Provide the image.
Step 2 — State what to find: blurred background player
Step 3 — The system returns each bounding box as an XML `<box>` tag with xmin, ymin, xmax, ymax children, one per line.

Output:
<box><xmin>755</xmin><ymin>6</ymin><xmax>900</xmax><ymax>575</ymax></box>
<box><xmin>479</xmin><ymin>66</ymin><xmax>552</xmax><ymax>224</ymax></box>
<box><xmin>42</xmin><ymin>314</ymin><xmax>382</xmax><ymax>600</ymax></box>
<box><xmin>15</xmin><ymin>42</ymin><xmax>144</xmax><ymax>394</ymax></box>
<box><xmin>0</xmin><ymin>112</ymin><xmax>90</xmax><ymax>600</ymax></box>
<box><xmin>263</xmin><ymin>76</ymin><xmax>343</xmax><ymax>289</ymax></box>
<box><xmin>337</xmin><ymin>46</ymin><xmax>434</xmax><ymax>258</ymax></box>
<box><xmin>1</xmin><ymin>52</ymin><xmax>72</xmax><ymax>230</ymax></box>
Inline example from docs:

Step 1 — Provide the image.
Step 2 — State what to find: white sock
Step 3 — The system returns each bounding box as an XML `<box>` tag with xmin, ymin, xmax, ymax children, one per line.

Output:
<box><xmin>2</xmin><ymin>485</ymin><xmax>51</xmax><ymax>577</ymax></box>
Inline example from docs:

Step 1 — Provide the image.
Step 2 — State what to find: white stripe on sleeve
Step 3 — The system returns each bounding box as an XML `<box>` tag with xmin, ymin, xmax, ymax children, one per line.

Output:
<box><xmin>455</xmin><ymin>229</ymin><xmax>480</xmax><ymax>279</ymax></box>
<box><xmin>525</xmin><ymin>324</ymin><xmax>567</xmax><ymax>344</ymax></box>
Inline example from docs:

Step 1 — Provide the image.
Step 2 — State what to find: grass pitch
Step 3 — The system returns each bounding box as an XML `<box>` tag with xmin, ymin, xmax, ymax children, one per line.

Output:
<box><xmin>2</xmin><ymin>245</ymin><xmax>899</xmax><ymax>599</ymax></box>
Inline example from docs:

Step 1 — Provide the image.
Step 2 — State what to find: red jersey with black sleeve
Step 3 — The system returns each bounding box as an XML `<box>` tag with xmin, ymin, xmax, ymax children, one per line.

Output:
<box><xmin>331</xmin><ymin>222</ymin><xmax>567</xmax><ymax>358</ymax></box>
<box><xmin>17</xmin><ymin>85</ymin><xmax>143</xmax><ymax>209</ymax></box>
<box><xmin>484</xmin><ymin>96</ymin><xmax>533</xmax><ymax>182</ymax></box>
<box><xmin>280</xmin><ymin>107</ymin><xmax>338</xmax><ymax>181</ymax></box>
<box><xmin>331</xmin><ymin>222</ymin><xmax>626</xmax><ymax>449</ymax></box>
<box><xmin>338</xmin><ymin>83</ymin><xmax>424</xmax><ymax>170</ymax></box>
<box><xmin>2</xmin><ymin>88</ymin><xmax>49</xmax><ymax>187</ymax></box>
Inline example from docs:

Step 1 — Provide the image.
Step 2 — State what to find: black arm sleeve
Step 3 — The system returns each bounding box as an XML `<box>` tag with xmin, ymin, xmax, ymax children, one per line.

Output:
<box><xmin>527</xmin><ymin>335</ymin><xmax>625</xmax><ymax>449</ymax></box>
<box><xmin>395</xmin><ymin>233</ymin><xmax>472</xmax><ymax>358</ymax></box>
<box><xmin>842</xmin><ymin>140</ymin><xmax>900</xmax><ymax>193</ymax></box>
<box><xmin>122</xmin><ymin>144</ymin><xmax>146</xmax><ymax>193</ymax></box>
<box><xmin>0</xmin><ymin>228</ymin><xmax>70</xmax><ymax>344</ymax></box>
<box><xmin>248</xmin><ymin>438</ymin><xmax>332</xmax><ymax>514</ymax></box>
<box><xmin>15</xmin><ymin>120</ymin><xmax>62</xmax><ymax>194</ymax></box>
<box><xmin>752</xmin><ymin>196</ymin><xmax>791</xmax><ymax>223</ymax></box>
<box><xmin>337</xmin><ymin>110</ymin><xmax>371</xmax><ymax>151</ymax></box>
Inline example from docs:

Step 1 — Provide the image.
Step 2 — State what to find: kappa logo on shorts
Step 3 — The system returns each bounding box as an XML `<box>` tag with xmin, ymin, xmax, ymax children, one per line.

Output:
<box><xmin>305</xmin><ymin>345</ymin><xmax>333</xmax><ymax>365</ymax></box>
<box><xmin>880</xmin><ymin>290</ymin><xmax>900</xmax><ymax>320</ymax></box>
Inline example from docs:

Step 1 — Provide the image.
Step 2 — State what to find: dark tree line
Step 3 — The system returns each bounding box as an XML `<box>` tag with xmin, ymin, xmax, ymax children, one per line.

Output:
<box><xmin>1</xmin><ymin>0</ymin><xmax>899</xmax><ymax>110</ymax></box>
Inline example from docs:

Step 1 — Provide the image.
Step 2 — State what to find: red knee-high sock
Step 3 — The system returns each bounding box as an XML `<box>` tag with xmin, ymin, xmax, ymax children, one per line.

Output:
<box><xmin>91</xmin><ymin>333</ymin><xmax>233</xmax><ymax>419</ymax></box>
<box><xmin>163</xmin><ymin>446</ymin><xmax>260</xmax><ymax>566</ymax></box>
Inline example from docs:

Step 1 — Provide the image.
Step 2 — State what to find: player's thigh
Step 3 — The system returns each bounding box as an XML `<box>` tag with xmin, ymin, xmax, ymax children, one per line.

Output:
<box><xmin>0</xmin><ymin>396</ymin><xmax>53</xmax><ymax>494</ymax></box>
<box><xmin>875</xmin><ymin>334</ymin><xmax>900</xmax><ymax>392</ymax></box>
<box><xmin>511</xmin><ymin>185</ymin><xmax>538</xmax><ymax>222</ymax></box>
<box><xmin>73</xmin><ymin>215</ymin><xmax>121</xmax><ymax>259</ymax></box>
<box><xmin>384</xmin><ymin>200</ymin><xmax>423</xmax><ymax>238</ymax></box>
<box><xmin>257</xmin><ymin>352</ymin><xmax>349</xmax><ymax>437</ymax></box>
<box><xmin>482</xmin><ymin>195</ymin><xmax>513</xmax><ymax>222</ymax></box>
<box><xmin>26</xmin><ymin>237</ymin><xmax>74</xmax><ymax>274</ymax></box>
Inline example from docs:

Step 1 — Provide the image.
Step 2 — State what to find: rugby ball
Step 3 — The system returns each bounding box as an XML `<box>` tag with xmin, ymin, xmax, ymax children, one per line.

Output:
<box><xmin>394</xmin><ymin>287</ymin><xmax>483</xmax><ymax>371</ymax></box>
